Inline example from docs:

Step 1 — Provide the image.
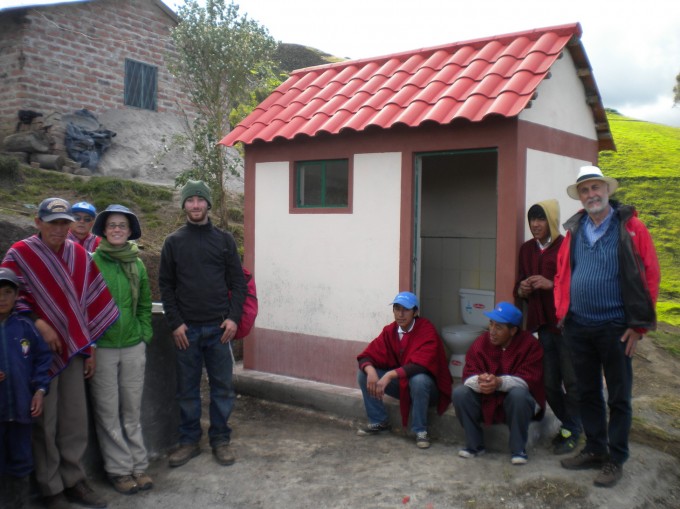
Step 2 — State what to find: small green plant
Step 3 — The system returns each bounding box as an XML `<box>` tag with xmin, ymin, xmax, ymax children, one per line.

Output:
<box><xmin>649</xmin><ymin>329</ymin><xmax>680</xmax><ymax>357</ymax></box>
<box><xmin>227</xmin><ymin>207</ymin><xmax>243</xmax><ymax>223</ymax></box>
<box><xmin>0</xmin><ymin>156</ymin><xmax>23</xmax><ymax>185</ymax></box>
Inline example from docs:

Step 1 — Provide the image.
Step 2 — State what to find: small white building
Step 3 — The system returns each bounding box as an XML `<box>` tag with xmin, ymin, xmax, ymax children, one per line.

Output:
<box><xmin>220</xmin><ymin>23</ymin><xmax>613</xmax><ymax>388</ymax></box>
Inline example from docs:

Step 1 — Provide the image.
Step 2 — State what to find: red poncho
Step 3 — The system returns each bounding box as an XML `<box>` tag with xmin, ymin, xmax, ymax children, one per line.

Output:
<box><xmin>2</xmin><ymin>235</ymin><xmax>119</xmax><ymax>377</ymax></box>
<box><xmin>357</xmin><ymin>317</ymin><xmax>452</xmax><ymax>426</ymax></box>
<box><xmin>462</xmin><ymin>330</ymin><xmax>545</xmax><ymax>426</ymax></box>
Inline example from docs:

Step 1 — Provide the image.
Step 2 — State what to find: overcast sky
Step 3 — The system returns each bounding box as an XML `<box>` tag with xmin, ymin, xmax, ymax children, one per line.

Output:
<box><xmin>3</xmin><ymin>0</ymin><xmax>679</xmax><ymax>127</ymax></box>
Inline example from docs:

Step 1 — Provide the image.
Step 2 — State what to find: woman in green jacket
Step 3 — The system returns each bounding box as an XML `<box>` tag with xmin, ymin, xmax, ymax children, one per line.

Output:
<box><xmin>90</xmin><ymin>204</ymin><xmax>153</xmax><ymax>495</ymax></box>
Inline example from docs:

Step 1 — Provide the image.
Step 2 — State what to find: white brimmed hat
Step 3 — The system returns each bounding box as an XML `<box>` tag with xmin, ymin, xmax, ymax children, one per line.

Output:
<box><xmin>567</xmin><ymin>166</ymin><xmax>618</xmax><ymax>200</ymax></box>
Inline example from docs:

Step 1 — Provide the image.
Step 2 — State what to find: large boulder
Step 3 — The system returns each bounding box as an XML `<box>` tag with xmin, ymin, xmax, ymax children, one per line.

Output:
<box><xmin>0</xmin><ymin>213</ymin><xmax>36</xmax><ymax>257</ymax></box>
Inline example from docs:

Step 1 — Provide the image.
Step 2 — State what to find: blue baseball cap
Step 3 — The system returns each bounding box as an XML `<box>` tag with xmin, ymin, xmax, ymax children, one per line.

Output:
<box><xmin>389</xmin><ymin>291</ymin><xmax>419</xmax><ymax>310</ymax></box>
<box><xmin>483</xmin><ymin>301</ymin><xmax>522</xmax><ymax>327</ymax></box>
<box><xmin>71</xmin><ymin>201</ymin><xmax>97</xmax><ymax>217</ymax></box>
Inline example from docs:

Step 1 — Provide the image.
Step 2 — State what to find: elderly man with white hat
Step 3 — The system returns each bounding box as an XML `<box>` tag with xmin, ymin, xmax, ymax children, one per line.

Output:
<box><xmin>554</xmin><ymin>166</ymin><xmax>660</xmax><ymax>487</ymax></box>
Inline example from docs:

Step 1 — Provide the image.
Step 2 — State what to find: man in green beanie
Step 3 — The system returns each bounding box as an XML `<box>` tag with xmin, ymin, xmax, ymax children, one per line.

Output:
<box><xmin>159</xmin><ymin>180</ymin><xmax>247</xmax><ymax>468</ymax></box>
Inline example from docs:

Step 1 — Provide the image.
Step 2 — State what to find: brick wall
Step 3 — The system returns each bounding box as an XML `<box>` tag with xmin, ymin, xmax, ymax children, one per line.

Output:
<box><xmin>0</xmin><ymin>0</ymin><xmax>195</xmax><ymax>138</ymax></box>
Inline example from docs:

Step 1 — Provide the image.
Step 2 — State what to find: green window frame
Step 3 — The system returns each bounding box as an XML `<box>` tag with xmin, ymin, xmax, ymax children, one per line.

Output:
<box><xmin>295</xmin><ymin>159</ymin><xmax>349</xmax><ymax>208</ymax></box>
<box><xmin>124</xmin><ymin>59</ymin><xmax>157</xmax><ymax>111</ymax></box>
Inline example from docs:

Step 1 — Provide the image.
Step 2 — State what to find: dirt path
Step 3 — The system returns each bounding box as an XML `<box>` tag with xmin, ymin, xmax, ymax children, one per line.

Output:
<box><xmin>31</xmin><ymin>393</ymin><xmax>679</xmax><ymax>509</ymax></box>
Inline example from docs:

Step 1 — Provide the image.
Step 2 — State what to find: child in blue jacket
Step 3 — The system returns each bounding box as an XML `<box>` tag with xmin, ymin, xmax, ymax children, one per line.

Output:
<box><xmin>0</xmin><ymin>267</ymin><xmax>52</xmax><ymax>508</ymax></box>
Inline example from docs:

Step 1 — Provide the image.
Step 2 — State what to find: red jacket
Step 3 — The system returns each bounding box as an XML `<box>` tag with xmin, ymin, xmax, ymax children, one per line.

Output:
<box><xmin>357</xmin><ymin>317</ymin><xmax>452</xmax><ymax>426</ymax></box>
<box><xmin>554</xmin><ymin>204</ymin><xmax>660</xmax><ymax>332</ymax></box>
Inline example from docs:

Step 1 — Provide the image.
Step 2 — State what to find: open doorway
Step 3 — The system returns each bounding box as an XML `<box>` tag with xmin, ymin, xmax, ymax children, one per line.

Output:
<box><xmin>414</xmin><ymin>149</ymin><xmax>498</xmax><ymax>335</ymax></box>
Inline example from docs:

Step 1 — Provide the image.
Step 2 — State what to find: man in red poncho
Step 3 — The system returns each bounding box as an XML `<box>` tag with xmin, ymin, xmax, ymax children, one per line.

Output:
<box><xmin>356</xmin><ymin>291</ymin><xmax>452</xmax><ymax>449</ymax></box>
<box><xmin>453</xmin><ymin>301</ymin><xmax>545</xmax><ymax>465</ymax></box>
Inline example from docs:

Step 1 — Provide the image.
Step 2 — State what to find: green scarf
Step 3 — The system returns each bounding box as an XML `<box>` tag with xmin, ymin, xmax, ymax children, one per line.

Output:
<box><xmin>97</xmin><ymin>239</ymin><xmax>140</xmax><ymax>316</ymax></box>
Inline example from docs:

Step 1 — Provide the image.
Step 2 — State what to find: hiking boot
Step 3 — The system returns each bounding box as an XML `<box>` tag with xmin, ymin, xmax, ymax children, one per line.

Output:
<box><xmin>43</xmin><ymin>493</ymin><xmax>72</xmax><ymax>509</ymax></box>
<box><xmin>63</xmin><ymin>480</ymin><xmax>107</xmax><ymax>508</ymax></box>
<box><xmin>132</xmin><ymin>472</ymin><xmax>153</xmax><ymax>490</ymax></box>
<box><xmin>168</xmin><ymin>443</ymin><xmax>201</xmax><ymax>468</ymax></box>
<box><xmin>594</xmin><ymin>462</ymin><xmax>623</xmax><ymax>487</ymax></box>
<box><xmin>511</xmin><ymin>451</ymin><xmax>528</xmax><ymax>465</ymax></box>
<box><xmin>552</xmin><ymin>429</ymin><xmax>579</xmax><ymax>455</ymax></box>
<box><xmin>356</xmin><ymin>422</ymin><xmax>391</xmax><ymax>436</ymax></box>
<box><xmin>458</xmin><ymin>447</ymin><xmax>486</xmax><ymax>459</ymax></box>
<box><xmin>415</xmin><ymin>431</ymin><xmax>431</xmax><ymax>449</ymax></box>
<box><xmin>212</xmin><ymin>443</ymin><xmax>236</xmax><ymax>466</ymax></box>
<box><xmin>108</xmin><ymin>475</ymin><xmax>138</xmax><ymax>495</ymax></box>
<box><xmin>561</xmin><ymin>450</ymin><xmax>608</xmax><ymax>470</ymax></box>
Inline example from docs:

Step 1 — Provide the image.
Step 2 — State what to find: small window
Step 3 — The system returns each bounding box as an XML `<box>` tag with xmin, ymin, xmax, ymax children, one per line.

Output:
<box><xmin>295</xmin><ymin>159</ymin><xmax>349</xmax><ymax>208</ymax></box>
<box><xmin>124</xmin><ymin>59</ymin><xmax>157</xmax><ymax>110</ymax></box>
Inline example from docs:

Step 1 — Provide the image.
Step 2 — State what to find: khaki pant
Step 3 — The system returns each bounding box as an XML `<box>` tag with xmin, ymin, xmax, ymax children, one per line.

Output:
<box><xmin>89</xmin><ymin>342</ymin><xmax>149</xmax><ymax>476</ymax></box>
<box><xmin>32</xmin><ymin>357</ymin><xmax>88</xmax><ymax>496</ymax></box>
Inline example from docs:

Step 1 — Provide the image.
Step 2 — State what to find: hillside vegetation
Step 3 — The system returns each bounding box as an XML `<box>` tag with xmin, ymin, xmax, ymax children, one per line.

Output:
<box><xmin>599</xmin><ymin>111</ymin><xmax>680</xmax><ymax>327</ymax></box>
<box><xmin>0</xmin><ymin>111</ymin><xmax>677</xmax><ymax>329</ymax></box>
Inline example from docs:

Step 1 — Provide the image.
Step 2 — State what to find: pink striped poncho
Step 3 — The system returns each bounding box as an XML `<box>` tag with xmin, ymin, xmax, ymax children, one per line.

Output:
<box><xmin>2</xmin><ymin>235</ymin><xmax>119</xmax><ymax>377</ymax></box>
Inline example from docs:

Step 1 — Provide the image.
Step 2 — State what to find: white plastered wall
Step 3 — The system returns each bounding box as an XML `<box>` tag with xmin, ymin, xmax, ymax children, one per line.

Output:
<box><xmin>254</xmin><ymin>153</ymin><xmax>402</xmax><ymax>341</ymax></box>
<box><xmin>524</xmin><ymin>149</ymin><xmax>591</xmax><ymax>239</ymax></box>
<box><xmin>520</xmin><ymin>49</ymin><xmax>598</xmax><ymax>139</ymax></box>
<box><xmin>521</xmin><ymin>48</ymin><xmax>600</xmax><ymax>240</ymax></box>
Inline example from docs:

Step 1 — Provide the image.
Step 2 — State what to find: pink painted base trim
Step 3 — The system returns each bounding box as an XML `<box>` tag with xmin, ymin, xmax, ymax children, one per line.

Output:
<box><xmin>243</xmin><ymin>328</ymin><xmax>367</xmax><ymax>389</ymax></box>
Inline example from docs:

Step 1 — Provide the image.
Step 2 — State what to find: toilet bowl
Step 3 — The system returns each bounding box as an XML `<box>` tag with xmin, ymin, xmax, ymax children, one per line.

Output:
<box><xmin>441</xmin><ymin>289</ymin><xmax>494</xmax><ymax>378</ymax></box>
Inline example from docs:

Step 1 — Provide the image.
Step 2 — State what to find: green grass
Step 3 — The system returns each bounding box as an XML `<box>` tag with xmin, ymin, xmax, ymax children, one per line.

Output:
<box><xmin>599</xmin><ymin>111</ymin><xmax>680</xmax><ymax>327</ymax></box>
<box><xmin>0</xmin><ymin>165</ymin><xmax>172</xmax><ymax>218</ymax></box>
<box><xmin>649</xmin><ymin>328</ymin><xmax>680</xmax><ymax>357</ymax></box>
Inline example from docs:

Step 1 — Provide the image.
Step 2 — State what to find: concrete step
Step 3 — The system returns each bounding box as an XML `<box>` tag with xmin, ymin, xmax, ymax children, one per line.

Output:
<box><xmin>233</xmin><ymin>363</ymin><xmax>559</xmax><ymax>453</ymax></box>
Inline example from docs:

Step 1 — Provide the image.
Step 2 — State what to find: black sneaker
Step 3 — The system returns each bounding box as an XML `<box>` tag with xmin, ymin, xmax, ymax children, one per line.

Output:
<box><xmin>356</xmin><ymin>422</ymin><xmax>391</xmax><ymax>436</ymax></box>
<box><xmin>594</xmin><ymin>462</ymin><xmax>623</xmax><ymax>487</ymax></box>
<box><xmin>561</xmin><ymin>450</ymin><xmax>608</xmax><ymax>470</ymax></box>
<box><xmin>553</xmin><ymin>431</ymin><xmax>579</xmax><ymax>455</ymax></box>
<box><xmin>415</xmin><ymin>431</ymin><xmax>431</xmax><ymax>449</ymax></box>
<box><xmin>458</xmin><ymin>447</ymin><xmax>486</xmax><ymax>459</ymax></box>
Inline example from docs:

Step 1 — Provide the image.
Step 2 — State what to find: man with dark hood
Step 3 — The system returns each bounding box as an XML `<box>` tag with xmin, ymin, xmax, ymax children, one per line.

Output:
<box><xmin>515</xmin><ymin>199</ymin><xmax>581</xmax><ymax>455</ymax></box>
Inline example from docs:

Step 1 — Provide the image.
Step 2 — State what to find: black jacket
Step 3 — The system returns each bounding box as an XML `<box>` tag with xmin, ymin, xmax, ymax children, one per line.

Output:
<box><xmin>159</xmin><ymin>219</ymin><xmax>246</xmax><ymax>330</ymax></box>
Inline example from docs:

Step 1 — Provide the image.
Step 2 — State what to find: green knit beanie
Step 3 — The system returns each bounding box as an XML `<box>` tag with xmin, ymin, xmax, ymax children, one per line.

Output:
<box><xmin>180</xmin><ymin>180</ymin><xmax>212</xmax><ymax>209</ymax></box>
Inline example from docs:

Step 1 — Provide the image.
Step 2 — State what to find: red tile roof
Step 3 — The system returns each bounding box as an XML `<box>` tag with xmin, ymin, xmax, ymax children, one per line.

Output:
<box><xmin>220</xmin><ymin>23</ymin><xmax>613</xmax><ymax>150</ymax></box>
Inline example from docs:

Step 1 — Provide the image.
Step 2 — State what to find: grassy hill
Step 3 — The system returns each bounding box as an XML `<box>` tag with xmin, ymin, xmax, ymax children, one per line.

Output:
<box><xmin>0</xmin><ymin>110</ymin><xmax>678</xmax><ymax>328</ymax></box>
<box><xmin>600</xmin><ymin>111</ymin><xmax>680</xmax><ymax>327</ymax></box>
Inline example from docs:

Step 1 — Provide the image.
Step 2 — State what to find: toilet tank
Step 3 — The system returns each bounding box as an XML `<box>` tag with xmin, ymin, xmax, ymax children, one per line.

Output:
<box><xmin>459</xmin><ymin>289</ymin><xmax>495</xmax><ymax>326</ymax></box>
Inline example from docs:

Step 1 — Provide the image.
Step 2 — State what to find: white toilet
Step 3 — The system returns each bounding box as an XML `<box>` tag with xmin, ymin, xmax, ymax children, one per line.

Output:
<box><xmin>441</xmin><ymin>289</ymin><xmax>495</xmax><ymax>378</ymax></box>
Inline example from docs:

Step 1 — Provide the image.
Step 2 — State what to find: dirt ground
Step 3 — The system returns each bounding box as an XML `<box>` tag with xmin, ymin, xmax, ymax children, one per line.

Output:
<box><xmin>28</xmin><ymin>392</ymin><xmax>677</xmax><ymax>509</ymax></box>
<box><xmin>22</xmin><ymin>335</ymin><xmax>680</xmax><ymax>509</ymax></box>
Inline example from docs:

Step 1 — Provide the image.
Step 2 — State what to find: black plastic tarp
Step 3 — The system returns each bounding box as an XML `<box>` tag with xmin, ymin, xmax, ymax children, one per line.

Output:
<box><xmin>64</xmin><ymin>109</ymin><xmax>116</xmax><ymax>171</ymax></box>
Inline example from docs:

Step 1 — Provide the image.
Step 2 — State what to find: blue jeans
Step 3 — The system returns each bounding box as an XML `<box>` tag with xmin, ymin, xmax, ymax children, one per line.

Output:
<box><xmin>453</xmin><ymin>385</ymin><xmax>536</xmax><ymax>455</ymax></box>
<box><xmin>176</xmin><ymin>323</ymin><xmax>235</xmax><ymax>448</ymax></box>
<box><xmin>357</xmin><ymin>369</ymin><xmax>438</xmax><ymax>433</ymax></box>
<box><xmin>538</xmin><ymin>329</ymin><xmax>581</xmax><ymax>437</ymax></box>
<box><xmin>563</xmin><ymin>321</ymin><xmax>632</xmax><ymax>464</ymax></box>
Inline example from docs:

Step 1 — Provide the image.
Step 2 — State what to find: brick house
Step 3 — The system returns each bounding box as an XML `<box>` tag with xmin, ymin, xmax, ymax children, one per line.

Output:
<box><xmin>0</xmin><ymin>0</ymin><xmax>194</xmax><ymax>171</ymax></box>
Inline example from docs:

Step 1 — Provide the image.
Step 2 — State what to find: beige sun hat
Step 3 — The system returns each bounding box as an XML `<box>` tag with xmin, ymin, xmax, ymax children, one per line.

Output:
<box><xmin>567</xmin><ymin>166</ymin><xmax>619</xmax><ymax>200</ymax></box>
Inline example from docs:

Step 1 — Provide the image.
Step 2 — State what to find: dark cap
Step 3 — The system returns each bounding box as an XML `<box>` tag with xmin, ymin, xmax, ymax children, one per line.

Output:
<box><xmin>38</xmin><ymin>198</ymin><xmax>75</xmax><ymax>222</ymax></box>
<box><xmin>0</xmin><ymin>267</ymin><xmax>21</xmax><ymax>289</ymax></box>
<box><xmin>180</xmin><ymin>180</ymin><xmax>212</xmax><ymax>209</ymax></box>
<box><xmin>92</xmin><ymin>204</ymin><xmax>142</xmax><ymax>240</ymax></box>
